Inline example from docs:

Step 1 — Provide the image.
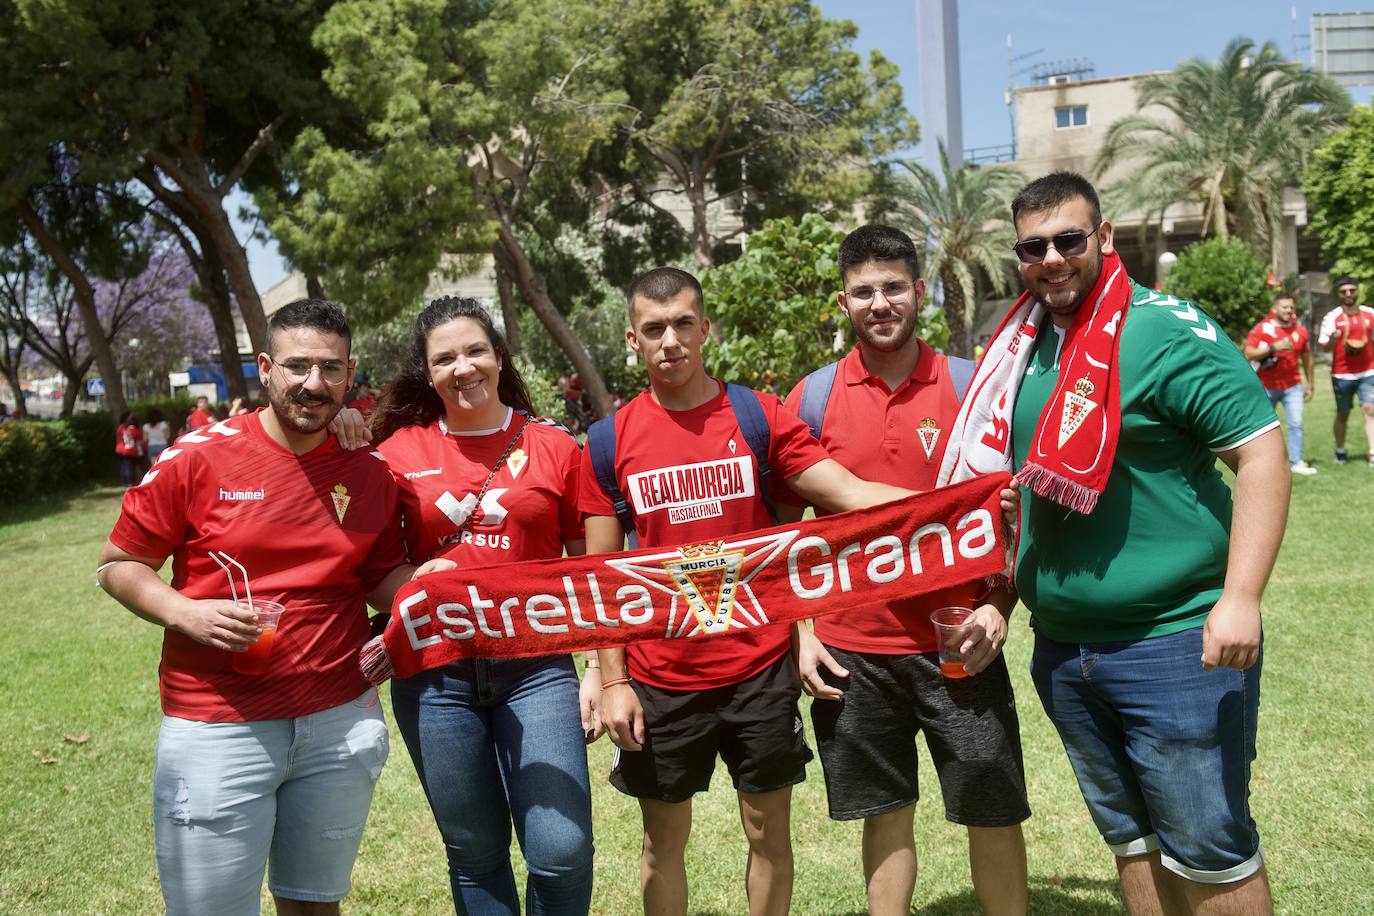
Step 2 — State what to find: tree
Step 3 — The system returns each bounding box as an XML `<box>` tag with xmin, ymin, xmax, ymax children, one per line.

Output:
<box><xmin>607</xmin><ymin>0</ymin><xmax>917</xmax><ymax>269</ymax></box>
<box><xmin>266</xmin><ymin>0</ymin><xmax>627</xmax><ymax>416</ymax></box>
<box><xmin>1097</xmin><ymin>38</ymin><xmax>1349</xmax><ymax>268</ymax></box>
<box><xmin>878</xmin><ymin>147</ymin><xmax>1022</xmax><ymax>358</ymax></box>
<box><xmin>700</xmin><ymin>213</ymin><xmax>847</xmax><ymax>389</ymax></box>
<box><xmin>1162</xmin><ymin>236</ymin><xmax>1270</xmax><ymax>340</ymax></box>
<box><xmin>1303</xmin><ymin>105</ymin><xmax>1374</xmax><ymax>286</ymax></box>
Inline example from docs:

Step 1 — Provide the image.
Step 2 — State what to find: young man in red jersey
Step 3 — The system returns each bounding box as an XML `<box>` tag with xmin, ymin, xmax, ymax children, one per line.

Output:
<box><xmin>784</xmin><ymin>225</ymin><xmax>1029</xmax><ymax>916</ymax></box>
<box><xmin>186</xmin><ymin>394</ymin><xmax>214</xmax><ymax>431</ymax></box>
<box><xmin>1318</xmin><ymin>277</ymin><xmax>1374</xmax><ymax>466</ymax></box>
<box><xmin>583</xmin><ymin>267</ymin><xmax>920</xmax><ymax>916</ymax></box>
<box><xmin>1244</xmin><ymin>292</ymin><xmax>1316</xmax><ymax>475</ymax></box>
<box><xmin>97</xmin><ymin>299</ymin><xmax>411</xmax><ymax>916</ymax></box>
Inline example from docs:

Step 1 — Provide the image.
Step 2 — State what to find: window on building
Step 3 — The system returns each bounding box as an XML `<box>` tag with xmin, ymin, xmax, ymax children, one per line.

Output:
<box><xmin>1055</xmin><ymin>105</ymin><xmax>1088</xmax><ymax>129</ymax></box>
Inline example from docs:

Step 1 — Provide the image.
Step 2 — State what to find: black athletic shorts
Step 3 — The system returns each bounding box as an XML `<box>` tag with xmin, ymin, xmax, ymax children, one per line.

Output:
<box><xmin>609</xmin><ymin>653</ymin><xmax>812</xmax><ymax>802</ymax></box>
<box><xmin>811</xmin><ymin>646</ymin><xmax>1030</xmax><ymax>827</ymax></box>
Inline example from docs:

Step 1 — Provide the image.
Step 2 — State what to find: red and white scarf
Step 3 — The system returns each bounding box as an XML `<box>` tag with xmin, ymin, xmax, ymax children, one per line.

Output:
<box><xmin>362</xmin><ymin>474</ymin><xmax>1011</xmax><ymax>681</ymax></box>
<box><xmin>938</xmin><ymin>250</ymin><xmax>1132</xmax><ymax>514</ymax></box>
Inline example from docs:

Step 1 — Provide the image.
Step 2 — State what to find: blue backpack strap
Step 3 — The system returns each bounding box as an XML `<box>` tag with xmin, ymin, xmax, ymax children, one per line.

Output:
<box><xmin>797</xmin><ymin>361</ymin><xmax>840</xmax><ymax>440</ymax></box>
<box><xmin>585</xmin><ymin>415</ymin><xmax>637</xmax><ymax>547</ymax></box>
<box><xmin>725</xmin><ymin>383</ymin><xmax>778</xmax><ymax>524</ymax></box>
<box><xmin>947</xmin><ymin>356</ymin><xmax>976</xmax><ymax>401</ymax></box>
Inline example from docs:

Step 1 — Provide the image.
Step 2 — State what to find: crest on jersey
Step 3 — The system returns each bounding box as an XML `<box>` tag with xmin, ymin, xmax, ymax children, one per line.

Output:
<box><xmin>331</xmin><ymin>484</ymin><xmax>352</xmax><ymax>524</ymax></box>
<box><xmin>1058</xmin><ymin>376</ymin><xmax>1097</xmax><ymax>448</ymax></box>
<box><xmin>506</xmin><ymin>448</ymin><xmax>528</xmax><ymax>478</ymax></box>
<box><xmin>917</xmin><ymin>417</ymin><xmax>941</xmax><ymax>460</ymax></box>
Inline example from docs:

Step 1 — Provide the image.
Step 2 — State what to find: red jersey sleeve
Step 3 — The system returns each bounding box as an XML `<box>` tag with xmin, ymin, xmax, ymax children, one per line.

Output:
<box><xmin>109</xmin><ymin>450</ymin><xmax>194</xmax><ymax>560</ymax></box>
<box><xmin>560</xmin><ymin>440</ymin><xmax>586</xmax><ymax>542</ymax></box>
<box><xmin>1245</xmin><ymin>325</ymin><xmax>1264</xmax><ymax>348</ymax></box>
<box><xmin>761</xmin><ymin>390</ymin><xmax>830</xmax><ymax>480</ymax></box>
<box><xmin>776</xmin><ymin>380</ymin><xmax>812</xmax><ymax>509</ymax></box>
<box><xmin>356</xmin><ymin>483</ymin><xmax>408</xmax><ymax>592</ymax></box>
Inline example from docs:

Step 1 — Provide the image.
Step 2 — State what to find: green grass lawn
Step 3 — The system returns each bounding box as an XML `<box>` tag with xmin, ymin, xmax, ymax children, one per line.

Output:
<box><xmin>2</xmin><ymin>372</ymin><xmax>1371</xmax><ymax>914</ymax></box>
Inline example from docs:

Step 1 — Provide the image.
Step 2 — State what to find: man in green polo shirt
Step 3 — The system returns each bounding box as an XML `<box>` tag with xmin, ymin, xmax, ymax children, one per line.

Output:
<box><xmin>1005</xmin><ymin>173</ymin><xmax>1289</xmax><ymax>915</ymax></box>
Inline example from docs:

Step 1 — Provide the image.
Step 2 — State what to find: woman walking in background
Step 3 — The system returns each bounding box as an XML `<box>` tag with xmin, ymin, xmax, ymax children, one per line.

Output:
<box><xmin>114</xmin><ymin>411</ymin><xmax>144</xmax><ymax>487</ymax></box>
<box><xmin>142</xmin><ymin>409</ymin><xmax>170</xmax><ymax>465</ymax></box>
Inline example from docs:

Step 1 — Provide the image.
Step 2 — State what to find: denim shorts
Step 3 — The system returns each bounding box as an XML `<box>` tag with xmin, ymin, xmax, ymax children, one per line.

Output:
<box><xmin>1030</xmin><ymin>627</ymin><xmax>1263</xmax><ymax>884</ymax></box>
<box><xmin>1332</xmin><ymin>374</ymin><xmax>1374</xmax><ymax>413</ymax></box>
<box><xmin>152</xmin><ymin>690</ymin><xmax>390</xmax><ymax>914</ymax></box>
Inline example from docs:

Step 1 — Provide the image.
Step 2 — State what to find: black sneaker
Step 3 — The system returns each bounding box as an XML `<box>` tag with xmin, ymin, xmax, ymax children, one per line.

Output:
<box><xmin>1335</xmin><ymin>449</ymin><xmax>1349</xmax><ymax>465</ymax></box>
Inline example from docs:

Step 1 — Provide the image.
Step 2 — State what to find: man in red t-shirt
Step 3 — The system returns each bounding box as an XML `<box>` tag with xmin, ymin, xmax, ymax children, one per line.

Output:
<box><xmin>1244</xmin><ymin>292</ymin><xmax>1316</xmax><ymax>474</ymax></box>
<box><xmin>97</xmin><ymin>299</ymin><xmax>410</xmax><ymax>916</ymax></box>
<box><xmin>782</xmin><ymin>225</ymin><xmax>1029</xmax><ymax>915</ymax></box>
<box><xmin>186</xmin><ymin>395</ymin><xmax>214</xmax><ymax>431</ymax></box>
<box><xmin>584</xmin><ymin>267</ymin><xmax>915</xmax><ymax>916</ymax></box>
<box><xmin>1318</xmin><ymin>277</ymin><xmax>1374</xmax><ymax>466</ymax></box>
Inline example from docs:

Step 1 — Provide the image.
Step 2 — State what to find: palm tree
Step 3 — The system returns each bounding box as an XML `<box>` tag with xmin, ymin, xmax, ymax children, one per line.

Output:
<box><xmin>1096</xmin><ymin>38</ymin><xmax>1349</xmax><ymax>269</ymax></box>
<box><xmin>885</xmin><ymin>145</ymin><xmax>1023</xmax><ymax>358</ymax></box>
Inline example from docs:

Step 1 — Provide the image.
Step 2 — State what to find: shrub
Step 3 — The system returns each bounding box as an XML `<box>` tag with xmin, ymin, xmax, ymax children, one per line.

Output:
<box><xmin>1162</xmin><ymin>237</ymin><xmax>1271</xmax><ymax>340</ymax></box>
<box><xmin>65</xmin><ymin>411</ymin><xmax>117</xmax><ymax>480</ymax></box>
<box><xmin>0</xmin><ymin>420</ymin><xmax>86</xmax><ymax>503</ymax></box>
<box><xmin>130</xmin><ymin>395</ymin><xmax>196</xmax><ymax>434</ymax></box>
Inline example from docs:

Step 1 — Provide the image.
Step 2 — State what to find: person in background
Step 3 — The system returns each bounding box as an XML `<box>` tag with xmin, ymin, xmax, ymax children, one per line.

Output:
<box><xmin>347</xmin><ymin>378</ymin><xmax>378</xmax><ymax>420</ymax></box>
<box><xmin>115</xmin><ymin>411</ymin><xmax>145</xmax><ymax>487</ymax></box>
<box><xmin>143</xmin><ymin>409</ymin><xmax>171</xmax><ymax>465</ymax></box>
<box><xmin>1244</xmin><ymin>293</ymin><xmax>1316</xmax><ymax>475</ymax></box>
<box><xmin>186</xmin><ymin>395</ymin><xmax>214</xmax><ymax>431</ymax></box>
<box><xmin>1318</xmin><ymin>276</ymin><xmax>1374</xmax><ymax>466</ymax></box>
<box><xmin>228</xmin><ymin>397</ymin><xmax>249</xmax><ymax>417</ymax></box>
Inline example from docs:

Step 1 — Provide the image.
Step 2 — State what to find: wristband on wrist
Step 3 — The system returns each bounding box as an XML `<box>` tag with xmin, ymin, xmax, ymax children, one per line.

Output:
<box><xmin>600</xmin><ymin>677</ymin><xmax>631</xmax><ymax>690</ymax></box>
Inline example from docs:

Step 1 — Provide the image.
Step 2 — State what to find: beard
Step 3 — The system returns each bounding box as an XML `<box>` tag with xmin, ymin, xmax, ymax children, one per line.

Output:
<box><xmin>269</xmin><ymin>383</ymin><xmax>341</xmax><ymax>434</ymax></box>
<box><xmin>853</xmin><ymin>309</ymin><xmax>918</xmax><ymax>352</ymax></box>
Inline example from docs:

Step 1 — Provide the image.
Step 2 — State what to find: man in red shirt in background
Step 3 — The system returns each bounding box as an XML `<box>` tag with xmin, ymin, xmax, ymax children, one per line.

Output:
<box><xmin>97</xmin><ymin>299</ymin><xmax>411</xmax><ymax>916</ymax></box>
<box><xmin>1318</xmin><ymin>277</ymin><xmax>1374</xmax><ymax>466</ymax></box>
<box><xmin>585</xmin><ymin>267</ymin><xmax>918</xmax><ymax>916</ymax></box>
<box><xmin>783</xmin><ymin>225</ymin><xmax>1029</xmax><ymax>916</ymax></box>
<box><xmin>186</xmin><ymin>394</ymin><xmax>214</xmax><ymax>431</ymax></box>
<box><xmin>1244</xmin><ymin>292</ymin><xmax>1317</xmax><ymax>475</ymax></box>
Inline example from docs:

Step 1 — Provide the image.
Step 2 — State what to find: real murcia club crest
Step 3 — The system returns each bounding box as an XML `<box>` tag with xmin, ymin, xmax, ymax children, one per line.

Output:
<box><xmin>331</xmin><ymin>484</ymin><xmax>352</xmax><ymax>524</ymax></box>
<box><xmin>917</xmin><ymin>417</ymin><xmax>941</xmax><ymax>460</ymax></box>
<box><xmin>506</xmin><ymin>447</ymin><xmax>528</xmax><ymax>478</ymax></box>
<box><xmin>661</xmin><ymin>541</ymin><xmax>743</xmax><ymax>634</ymax></box>
<box><xmin>1058</xmin><ymin>376</ymin><xmax>1096</xmax><ymax>448</ymax></box>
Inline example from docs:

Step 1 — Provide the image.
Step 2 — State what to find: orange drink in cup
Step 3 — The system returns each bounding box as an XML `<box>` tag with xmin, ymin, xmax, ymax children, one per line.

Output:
<box><xmin>233</xmin><ymin>599</ymin><xmax>285</xmax><ymax>675</ymax></box>
<box><xmin>930</xmin><ymin>606</ymin><xmax>974</xmax><ymax>679</ymax></box>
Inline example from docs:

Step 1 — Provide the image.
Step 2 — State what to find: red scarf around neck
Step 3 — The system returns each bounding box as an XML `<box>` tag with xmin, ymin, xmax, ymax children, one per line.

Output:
<box><xmin>1015</xmin><ymin>249</ymin><xmax>1132</xmax><ymax>514</ymax></box>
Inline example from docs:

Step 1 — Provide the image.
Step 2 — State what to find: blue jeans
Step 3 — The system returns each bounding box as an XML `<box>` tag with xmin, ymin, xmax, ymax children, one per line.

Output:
<box><xmin>392</xmin><ymin>655</ymin><xmax>594</xmax><ymax>915</ymax></box>
<box><xmin>1266</xmin><ymin>384</ymin><xmax>1305</xmax><ymax>465</ymax></box>
<box><xmin>1030</xmin><ymin>627</ymin><xmax>1263</xmax><ymax>883</ymax></box>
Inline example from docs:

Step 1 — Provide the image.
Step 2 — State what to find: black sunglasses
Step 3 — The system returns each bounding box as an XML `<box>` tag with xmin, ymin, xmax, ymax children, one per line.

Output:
<box><xmin>1012</xmin><ymin>226</ymin><xmax>1099</xmax><ymax>264</ymax></box>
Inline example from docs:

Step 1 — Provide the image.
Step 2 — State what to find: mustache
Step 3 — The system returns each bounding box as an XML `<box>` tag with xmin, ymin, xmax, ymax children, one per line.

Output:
<box><xmin>291</xmin><ymin>391</ymin><xmax>332</xmax><ymax>407</ymax></box>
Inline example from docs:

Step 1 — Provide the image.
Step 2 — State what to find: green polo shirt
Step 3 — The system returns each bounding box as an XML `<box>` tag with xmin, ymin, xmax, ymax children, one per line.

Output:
<box><xmin>1011</xmin><ymin>283</ymin><xmax>1279</xmax><ymax>643</ymax></box>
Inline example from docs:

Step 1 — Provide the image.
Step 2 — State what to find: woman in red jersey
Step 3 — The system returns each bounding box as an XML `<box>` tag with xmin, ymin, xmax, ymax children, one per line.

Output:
<box><xmin>369</xmin><ymin>297</ymin><xmax>595</xmax><ymax>915</ymax></box>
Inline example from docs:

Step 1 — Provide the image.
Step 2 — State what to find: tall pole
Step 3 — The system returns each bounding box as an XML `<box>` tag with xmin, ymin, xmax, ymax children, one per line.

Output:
<box><xmin>917</xmin><ymin>0</ymin><xmax>963</xmax><ymax>175</ymax></box>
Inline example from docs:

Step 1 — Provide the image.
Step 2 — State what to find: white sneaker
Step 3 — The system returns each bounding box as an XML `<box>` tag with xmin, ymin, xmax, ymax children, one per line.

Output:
<box><xmin>1291</xmin><ymin>462</ymin><xmax>1318</xmax><ymax>476</ymax></box>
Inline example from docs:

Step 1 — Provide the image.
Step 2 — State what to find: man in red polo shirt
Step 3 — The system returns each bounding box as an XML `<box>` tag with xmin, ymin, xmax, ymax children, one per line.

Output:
<box><xmin>1318</xmin><ymin>277</ymin><xmax>1374</xmax><ymax>466</ymax></box>
<box><xmin>585</xmin><ymin>267</ymin><xmax>918</xmax><ymax>916</ymax></box>
<box><xmin>1244</xmin><ymin>293</ymin><xmax>1316</xmax><ymax>475</ymax></box>
<box><xmin>97</xmin><ymin>299</ymin><xmax>410</xmax><ymax>916</ymax></box>
<box><xmin>783</xmin><ymin>225</ymin><xmax>1029</xmax><ymax>916</ymax></box>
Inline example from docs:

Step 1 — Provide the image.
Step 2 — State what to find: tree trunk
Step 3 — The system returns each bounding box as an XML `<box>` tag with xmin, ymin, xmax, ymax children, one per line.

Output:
<box><xmin>493</xmin><ymin>224</ymin><xmax>613</xmax><ymax>417</ymax></box>
<box><xmin>941</xmin><ymin>267</ymin><xmax>971</xmax><ymax>359</ymax></box>
<box><xmin>306</xmin><ymin>275</ymin><xmax>325</xmax><ymax>300</ymax></box>
<box><xmin>495</xmin><ymin>260</ymin><xmax>520</xmax><ymax>355</ymax></box>
<box><xmin>16</xmin><ymin>199</ymin><xmax>127</xmax><ymax>421</ymax></box>
<box><xmin>191</xmin><ymin>231</ymin><xmax>250</xmax><ymax>404</ymax></box>
<box><xmin>61</xmin><ymin>378</ymin><xmax>80</xmax><ymax>418</ymax></box>
<box><xmin>687</xmin><ymin>180</ymin><xmax>714</xmax><ymax>271</ymax></box>
<box><xmin>3</xmin><ymin>370</ymin><xmax>25</xmax><ymax>418</ymax></box>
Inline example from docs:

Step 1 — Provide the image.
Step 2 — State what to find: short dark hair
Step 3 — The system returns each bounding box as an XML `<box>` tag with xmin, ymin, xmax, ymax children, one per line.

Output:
<box><xmin>1334</xmin><ymin>276</ymin><xmax>1360</xmax><ymax>291</ymax></box>
<box><xmin>268</xmin><ymin>298</ymin><xmax>352</xmax><ymax>354</ymax></box>
<box><xmin>1011</xmin><ymin>171</ymin><xmax>1103</xmax><ymax>228</ymax></box>
<box><xmin>838</xmin><ymin>225</ymin><xmax>921</xmax><ymax>286</ymax></box>
<box><xmin>1272</xmin><ymin>291</ymin><xmax>1296</xmax><ymax>305</ymax></box>
<box><xmin>626</xmin><ymin>267</ymin><xmax>703</xmax><ymax>318</ymax></box>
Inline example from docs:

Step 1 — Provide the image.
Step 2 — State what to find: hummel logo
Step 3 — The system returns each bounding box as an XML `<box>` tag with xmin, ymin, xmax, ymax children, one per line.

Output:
<box><xmin>219</xmin><ymin>487</ymin><xmax>265</xmax><ymax>501</ymax></box>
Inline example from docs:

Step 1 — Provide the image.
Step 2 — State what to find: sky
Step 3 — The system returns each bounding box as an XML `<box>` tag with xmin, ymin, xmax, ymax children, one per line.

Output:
<box><xmin>240</xmin><ymin>0</ymin><xmax>1372</xmax><ymax>291</ymax></box>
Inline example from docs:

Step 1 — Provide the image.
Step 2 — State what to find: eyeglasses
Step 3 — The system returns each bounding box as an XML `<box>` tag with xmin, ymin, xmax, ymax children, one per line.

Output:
<box><xmin>846</xmin><ymin>282</ymin><xmax>914</xmax><ymax>305</ymax></box>
<box><xmin>1012</xmin><ymin>226</ymin><xmax>1099</xmax><ymax>264</ymax></box>
<box><xmin>267</xmin><ymin>356</ymin><xmax>351</xmax><ymax>386</ymax></box>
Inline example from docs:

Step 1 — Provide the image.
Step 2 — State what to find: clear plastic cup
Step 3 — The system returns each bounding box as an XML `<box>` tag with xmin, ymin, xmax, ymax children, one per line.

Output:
<box><xmin>931</xmin><ymin>606</ymin><xmax>974</xmax><ymax>679</ymax></box>
<box><xmin>232</xmin><ymin>599</ymin><xmax>286</xmax><ymax>675</ymax></box>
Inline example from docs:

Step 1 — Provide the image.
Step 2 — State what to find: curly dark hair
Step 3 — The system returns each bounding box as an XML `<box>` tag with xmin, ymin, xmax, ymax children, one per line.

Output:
<box><xmin>370</xmin><ymin>297</ymin><xmax>533</xmax><ymax>444</ymax></box>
